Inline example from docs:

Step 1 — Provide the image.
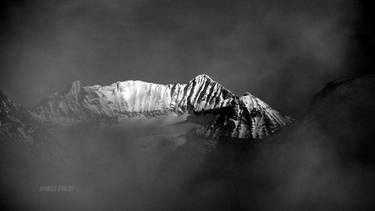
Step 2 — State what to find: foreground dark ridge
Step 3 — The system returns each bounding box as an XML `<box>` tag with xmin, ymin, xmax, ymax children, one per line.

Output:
<box><xmin>31</xmin><ymin>74</ymin><xmax>292</xmax><ymax>140</ymax></box>
<box><xmin>0</xmin><ymin>91</ymin><xmax>45</xmax><ymax>145</ymax></box>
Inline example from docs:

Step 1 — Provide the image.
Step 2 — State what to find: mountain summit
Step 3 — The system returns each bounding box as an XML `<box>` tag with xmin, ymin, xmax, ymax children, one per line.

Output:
<box><xmin>31</xmin><ymin>74</ymin><xmax>292</xmax><ymax>140</ymax></box>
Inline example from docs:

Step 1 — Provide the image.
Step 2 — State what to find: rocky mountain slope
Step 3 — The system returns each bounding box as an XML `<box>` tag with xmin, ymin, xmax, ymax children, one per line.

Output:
<box><xmin>31</xmin><ymin>74</ymin><xmax>292</xmax><ymax>140</ymax></box>
<box><xmin>200</xmin><ymin>93</ymin><xmax>292</xmax><ymax>140</ymax></box>
<box><xmin>31</xmin><ymin>74</ymin><xmax>235</xmax><ymax>124</ymax></box>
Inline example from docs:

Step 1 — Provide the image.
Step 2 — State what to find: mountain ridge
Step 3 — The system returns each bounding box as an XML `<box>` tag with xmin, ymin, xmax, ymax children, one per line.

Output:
<box><xmin>31</xmin><ymin>74</ymin><xmax>236</xmax><ymax>123</ymax></box>
<box><xmin>2</xmin><ymin>74</ymin><xmax>292</xmax><ymax>142</ymax></box>
<box><xmin>0</xmin><ymin>91</ymin><xmax>46</xmax><ymax>145</ymax></box>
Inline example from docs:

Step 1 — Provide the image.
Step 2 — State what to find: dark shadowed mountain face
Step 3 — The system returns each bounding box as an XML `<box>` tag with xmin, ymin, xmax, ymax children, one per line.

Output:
<box><xmin>242</xmin><ymin>74</ymin><xmax>375</xmax><ymax>210</ymax></box>
<box><xmin>309</xmin><ymin>75</ymin><xmax>375</xmax><ymax>162</ymax></box>
<box><xmin>0</xmin><ymin>91</ymin><xmax>45</xmax><ymax>145</ymax></box>
<box><xmin>1</xmin><ymin>74</ymin><xmax>375</xmax><ymax>210</ymax></box>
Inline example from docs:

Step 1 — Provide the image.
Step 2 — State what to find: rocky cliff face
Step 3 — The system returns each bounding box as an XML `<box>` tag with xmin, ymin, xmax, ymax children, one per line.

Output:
<box><xmin>202</xmin><ymin>93</ymin><xmax>293</xmax><ymax>140</ymax></box>
<box><xmin>31</xmin><ymin>74</ymin><xmax>291</xmax><ymax>140</ymax></box>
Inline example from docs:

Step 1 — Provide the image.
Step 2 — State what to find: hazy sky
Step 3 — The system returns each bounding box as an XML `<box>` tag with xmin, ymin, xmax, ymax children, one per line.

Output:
<box><xmin>1</xmin><ymin>2</ymin><xmax>375</xmax><ymax>210</ymax></box>
<box><xmin>0</xmin><ymin>0</ymin><xmax>365</xmax><ymax>116</ymax></box>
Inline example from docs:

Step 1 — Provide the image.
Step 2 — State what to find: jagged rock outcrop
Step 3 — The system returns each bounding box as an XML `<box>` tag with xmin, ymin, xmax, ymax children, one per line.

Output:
<box><xmin>202</xmin><ymin>93</ymin><xmax>293</xmax><ymax>140</ymax></box>
<box><xmin>32</xmin><ymin>74</ymin><xmax>291</xmax><ymax>140</ymax></box>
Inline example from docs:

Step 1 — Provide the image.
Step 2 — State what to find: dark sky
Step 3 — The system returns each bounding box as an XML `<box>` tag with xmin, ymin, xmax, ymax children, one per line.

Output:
<box><xmin>0</xmin><ymin>0</ymin><xmax>371</xmax><ymax>116</ymax></box>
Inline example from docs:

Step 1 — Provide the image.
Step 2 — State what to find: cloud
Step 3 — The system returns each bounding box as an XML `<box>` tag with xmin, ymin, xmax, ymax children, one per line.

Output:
<box><xmin>0</xmin><ymin>0</ymin><xmax>360</xmax><ymax>118</ymax></box>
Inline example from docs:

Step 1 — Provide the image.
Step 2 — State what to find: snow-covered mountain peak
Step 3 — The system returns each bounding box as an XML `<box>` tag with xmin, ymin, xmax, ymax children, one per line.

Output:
<box><xmin>30</xmin><ymin>74</ymin><xmax>292</xmax><ymax>140</ymax></box>
<box><xmin>192</xmin><ymin>74</ymin><xmax>213</xmax><ymax>81</ymax></box>
<box><xmin>68</xmin><ymin>80</ymin><xmax>81</xmax><ymax>99</ymax></box>
<box><xmin>243</xmin><ymin>92</ymin><xmax>252</xmax><ymax>96</ymax></box>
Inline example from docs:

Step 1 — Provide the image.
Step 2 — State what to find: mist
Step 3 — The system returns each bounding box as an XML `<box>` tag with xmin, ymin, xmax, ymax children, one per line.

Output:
<box><xmin>2</xmin><ymin>79</ymin><xmax>375</xmax><ymax>210</ymax></box>
<box><xmin>1</xmin><ymin>0</ymin><xmax>375</xmax><ymax>210</ymax></box>
<box><xmin>0</xmin><ymin>0</ymin><xmax>362</xmax><ymax>117</ymax></box>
